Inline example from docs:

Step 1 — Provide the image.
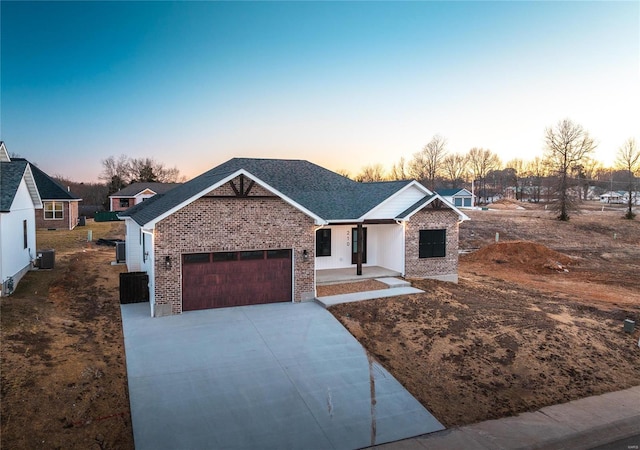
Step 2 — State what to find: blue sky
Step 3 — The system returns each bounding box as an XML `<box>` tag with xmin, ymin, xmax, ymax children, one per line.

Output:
<box><xmin>1</xmin><ymin>1</ymin><xmax>638</xmax><ymax>182</ymax></box>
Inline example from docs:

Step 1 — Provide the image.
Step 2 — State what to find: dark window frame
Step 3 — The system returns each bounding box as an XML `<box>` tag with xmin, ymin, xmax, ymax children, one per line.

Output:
<box><xmin>419</xmin><ymin>229</ymin><xmax>446</xmax><ymax>258</ymax></box>
<box><xmin>316</xmin><ymin>229</ymin><xmax>331</xmax><ymax>257</ymax></box>
<box><xmin>212</xmin><ymin>252</ymin><xmax>237</xmax><ymax>262</ymax></box>
<box><xmin>267</xmin><ymin>249</ymin><xmax>291</xmax><ymax>259</ymax></box>
<box><xmin>23</xmin><ymin>220</ymin><xmax>28</xmax><ymax>249</ymax></box>
<box><xmin>120</xmin><ymin>198</ymin><xmax>130</xmax><ymax>208</ymax></box>
<box><xmin>240</xmin><ymin>250</ymin><xmax>265</xmax><ymax>260</ymax></box>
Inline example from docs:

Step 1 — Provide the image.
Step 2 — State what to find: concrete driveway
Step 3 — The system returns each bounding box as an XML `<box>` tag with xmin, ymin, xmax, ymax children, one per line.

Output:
<box><xmin>121</xmin><ymin>301</ymin><xmax>443</xmax><ymax>449</ymax></box>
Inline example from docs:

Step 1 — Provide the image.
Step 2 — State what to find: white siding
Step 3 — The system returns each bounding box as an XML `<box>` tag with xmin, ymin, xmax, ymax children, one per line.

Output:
<box><xmin>134</xmin><ymin>191</ymin><xmax>156</xmax><ymax>205</ymax></box>
<box><xmin>314</xmin><ymin>223</ymin><xmax>403</xmax><ymax>271</ymax></box>
<box><xmin>371</xmin><ymin>224</ymin><xmax>404</xmax><ymax>274</ymax></box>
<box><xmin>0</xmin><ymin>178</ymin><xmax>37</xmax><ymax>294</ymax></box>
<box><xmin>124</xmin><ymin>219</ymin><xmax>155</xmax><ymax>313</ymax></box>
<box><xmin>315</xmin><ymin>225</ymin><xmax>354</xmax><ymax>270</ymax></box>
<box><xmin>363</xmin><ymin>185</ymin><xmax>426</xmax><ymax>220</ymax></box>
<box><xmin>125</xmin><ymin>219</ymin><xmax>143</xmax><ymax>272</ymax></box>
<box><xmin>141</xmin><ymin>231</ymin><xmax>155</xmax><ymax>312</ymax></box>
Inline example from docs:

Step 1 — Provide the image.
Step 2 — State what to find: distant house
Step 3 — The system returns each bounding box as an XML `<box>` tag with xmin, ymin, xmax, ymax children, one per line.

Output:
<box><xmin>437</xmin><ymin>188</ymin><xmax>474</xmax><ymax>208</ymax></box>
<box><xmin>0</xmin><ymin>142</ymin><xmax>42</xmax><ymax>295</ymax></box>
<box><xmin>109</xmin><ymin>183</ymin><xmax>182</xmax><ymax>212</ymax></box>
<box><xmin>599</xmin><ymin>191</ymin><xmax>624</xmax><ymax>204</ymax></box>
<box><xmin>25</xmin><ymin>163</ymin><xmax>81</xmax><ymax>230</ymax></box>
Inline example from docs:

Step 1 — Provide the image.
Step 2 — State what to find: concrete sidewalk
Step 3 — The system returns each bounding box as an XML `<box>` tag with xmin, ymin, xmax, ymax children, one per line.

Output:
<box><xmin>316</xmin><ymin>278</ymin><xmax>424</xmax><ymax>307</ymax></box>
<box><xmin>373</xmin><ymin>386</ymin><xmax>640</xmax><ymax>450</ymax></box>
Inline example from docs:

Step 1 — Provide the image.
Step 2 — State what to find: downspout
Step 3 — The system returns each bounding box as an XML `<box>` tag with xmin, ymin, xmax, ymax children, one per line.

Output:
<box><xmin>141</xmin><ymin>228</ymin><xmax>155</xmax><ymax>316</ymax></box>
<box><xmin>356</xmin><ymin>223</ymin><xmax>364</xmax><ymax>276</ymax></box>
<box><xmin>395</xmin><ymin>220</ymin><xmax>406</xmax><ymax>277</ymax></box>
<box><xmin>312</xmin><ymin>224</ymin><xmax>326</xmax><ymax>299</ymax></box>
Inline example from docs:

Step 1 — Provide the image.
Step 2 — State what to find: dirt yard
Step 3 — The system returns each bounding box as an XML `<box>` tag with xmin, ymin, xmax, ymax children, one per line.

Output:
<box><xmin>331</xmin><ymin>201</ymin><xmax>640</xmax><ymax>427</ymax></box>
<box><xmin>1</xmin><ymin>221</ymin><xmax>133</xmax><ymax>449</ymax></box>
<box><xmin>2</xmin><ymin>203</ymin><xmax>639</xmax><ymax>446</ymax></box>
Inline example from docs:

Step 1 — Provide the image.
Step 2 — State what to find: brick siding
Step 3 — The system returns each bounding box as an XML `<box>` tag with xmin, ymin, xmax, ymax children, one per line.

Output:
<box><xmin>404</xmin><ymin>207</ymin><xmax>460</xmax><ymax>280</ymax></box>
<box><xmin>154</xmin><ymin>178</ymin><xmax>316</xmax><ymax>315</ymax></box>
<box><xmin>35</xmin><ymin>201</ymin><xmax>79</xmax><ymax>230</ymax></box>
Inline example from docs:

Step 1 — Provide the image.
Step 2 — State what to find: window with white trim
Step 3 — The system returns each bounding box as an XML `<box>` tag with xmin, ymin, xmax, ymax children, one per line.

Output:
<box><xmin>44</xmin><ymin>201</ymin><xmax>63</xmax><ymax>220</ymax></box>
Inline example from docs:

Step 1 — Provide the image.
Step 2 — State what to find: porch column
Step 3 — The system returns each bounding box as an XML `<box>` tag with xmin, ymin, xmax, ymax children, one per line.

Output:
<box><xmin>356</xmin><ymin>222</ymin><xmax>363</xmax><ymax>276</ymax></box>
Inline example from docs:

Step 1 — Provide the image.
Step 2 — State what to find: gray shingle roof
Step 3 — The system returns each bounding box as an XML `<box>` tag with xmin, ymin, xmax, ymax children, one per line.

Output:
<box><xmin>437</xmin><ymin>188</ymin><xmax>464</xmax><ymax>197</ymax></box>
<box><xmin>12</xmin><ymin>158</ymin><xmax>80</xmax><ymax>201</ymax></box>
<box><xmin>119</xmin><ymin>158</ymin><xmax>414</xmax><ymax>226</ymax></box>
<box><xmin>396</xmin><ymin>194</ymin><xmax>437</xmax><ymax>219</ymax></box>
<box><xmin>1</xmin><ymin>160</ymin><xmax>29</xmax><ymax>212</ymax></box>
<box><xmin>110</xmin><ymin>182</ymin><xmax>182</xmax><ymax>197</ymax></box>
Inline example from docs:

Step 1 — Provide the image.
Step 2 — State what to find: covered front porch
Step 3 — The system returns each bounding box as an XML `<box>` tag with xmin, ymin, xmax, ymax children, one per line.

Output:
<box><xmin>316</xmin><ymin>265</ymin><xmax>401</xmax><ymax>285</ymax></box>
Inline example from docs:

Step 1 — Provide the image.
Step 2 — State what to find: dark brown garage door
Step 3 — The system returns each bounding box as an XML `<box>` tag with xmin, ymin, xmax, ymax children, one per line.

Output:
<box><xmin>182</xmin><ymin>249</ymin><xmax>292</xmax><ymax>311</ymax></box>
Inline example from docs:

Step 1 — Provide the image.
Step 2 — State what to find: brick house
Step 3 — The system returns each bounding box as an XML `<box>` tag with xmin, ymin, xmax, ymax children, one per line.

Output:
<box><xmin>109</xmin><ymin>182</ymin><xmax>182</xmax><ymax>212</ymax></box>
<box><xmin>12</xmin><ymin>159</ymin><xmax>82</xmax><ymax>230</ymax></box>
<box><xmin>119</xmin><ymin>158</ymin><xmax>468</xmax><ymax>317</ymax></box>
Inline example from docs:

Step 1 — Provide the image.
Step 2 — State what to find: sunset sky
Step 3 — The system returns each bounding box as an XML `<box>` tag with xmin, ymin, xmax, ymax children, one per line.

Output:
<box><xmin>1</xmin><ymin>1</ymin><xmax>638</xmax><ymax>182</ymax></box>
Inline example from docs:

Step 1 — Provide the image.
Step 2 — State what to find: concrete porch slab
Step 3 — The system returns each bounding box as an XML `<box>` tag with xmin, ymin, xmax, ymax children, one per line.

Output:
<box><xmin>376</xmin><ymin>277</ymin><xmax>411</xmax><ymax>288</ymax></box>
<box><xmin>317</xmin><ymin>266</ymin><xmax>401</xmax><ymax>285</ymax></box>
<box><xmin>316</xmin><ymin>287</ymin><xmax>424</xmax><ymax>307</ymax></box>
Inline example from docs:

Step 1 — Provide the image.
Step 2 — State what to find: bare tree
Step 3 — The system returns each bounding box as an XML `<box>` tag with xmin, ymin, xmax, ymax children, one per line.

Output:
<box><xmin>354</xmin><ymin>164</ymin><xmax>387</xmax><ymax>182</ymax></box>
<box><xmin>100</xmin><ymin>155</ymin><xmax>130</xmax><ymax>189</ymax></box>
<box><xmin>505</xmin><ymin>158</ymin><xmax>526</xmax><ymax>200</ymax></box>
<box><xmin>101</xmin><ymin>155</ymin><xmax>186</xmax><ymax>185</ymax></box>
<box><xmin>442</xmin><ymin>153</ymin><xmax>468</xmax><ymax>187</ymax></box>
<box><xmin>408</xmin><ymin>135</ymin><xmax>447</xmax><ymax>190</ymax></box>
<box><xmin>159</xmin><ymin>166</ymin><xmax>186</xmax><ymax>183</ymax></box>
<box><xmin>129</xmin><ymin>157</ymin><xmax>159</xmax><ymax>182</ymax></box>
<box><xmin>467</xmin><ymin>147</ymin><xmax>501</xmax><ymax>203</ymax></box>
<box><xmin>544</xmin><ymin>119</ymin><xmax>596</xmax><ymax>221</ymax></box>
<box><xmin>389</xmin><ymin>157</ymin><xmax>409</xmax><ymax>180</ymax></box>
<box><xmin>524</xmin><ymin>156</ymin><xmax>547</xmax><ymax>203</ymax></box>
<box><xmin>334</xmin><ymin>168</ymin><xmax>352</xmax><ymax>179</ymax></box>
<box><xmin>615</xmin><ymin>138</ymin><xmax>640</xmax><ymax>219</ymax></box>
<box><xmin>572</xmin><ymin>156</ymin><xmax>602</xmax><ymax>201</ymax></box>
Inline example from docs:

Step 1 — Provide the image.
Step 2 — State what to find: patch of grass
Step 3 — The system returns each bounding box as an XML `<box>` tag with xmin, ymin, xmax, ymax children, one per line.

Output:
<box><xmin>37</xmin><ymin>220</ymin><xmax>125</xmax><ymax>254</ymax></box>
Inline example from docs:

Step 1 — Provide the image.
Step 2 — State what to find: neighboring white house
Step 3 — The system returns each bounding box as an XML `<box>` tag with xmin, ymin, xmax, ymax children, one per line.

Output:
<box><xmin>437</xmin><ymin>188</ymin><xmax>475</xmax><ymax>208</ymax></box>
<box><xmin>109</xmin><ymin>182</ymin><xmax>181</xmax><ymax>212</ymax></box>
<box><xmin>0</xmin><ymin>142</ymin><xmax>42</xmax><ymax>295</ymax></box>
<box><xmin>599</xmin><ymin>191</ymin><xmax>624</xmax><ymax>204</ymax></box>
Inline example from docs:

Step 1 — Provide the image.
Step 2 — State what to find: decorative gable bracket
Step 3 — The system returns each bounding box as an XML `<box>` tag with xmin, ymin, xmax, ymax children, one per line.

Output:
<box><xmin>228</xmin><ymin>174</ymin><xmax>255</xmax><ymax>197</ymax></box>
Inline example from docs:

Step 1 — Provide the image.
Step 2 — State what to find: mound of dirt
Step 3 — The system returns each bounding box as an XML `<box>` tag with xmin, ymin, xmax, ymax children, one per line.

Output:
<box><xmin>487</xmin><ymin>199</ymin><xmax>527</xmax><ymax>210</ymax></box>
<box><xmin>462</xmin><ymin>241</ymin><xmax>574</xmax><ymax>273</ymax></box>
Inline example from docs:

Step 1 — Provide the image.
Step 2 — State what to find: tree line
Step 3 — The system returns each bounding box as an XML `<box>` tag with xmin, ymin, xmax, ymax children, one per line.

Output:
<box><xmin>49</xmin><ymin>119</ymin><xmax>637</xmax><ymax>221</ymax></box>
<box><xmin>348</xmin><ymin>119</ymin><xmax>639</xmax><ymax>221</ymax></box>
<box><xmin>52</xmin><ymin>155</ymin><xmax>186</xmax><ymax>213</ymax></box>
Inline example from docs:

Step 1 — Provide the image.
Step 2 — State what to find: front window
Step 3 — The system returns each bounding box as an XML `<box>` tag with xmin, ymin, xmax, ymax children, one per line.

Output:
<box><xmin>419</xmin><ymin>229</ymin><xmax>446</xmax><ymax>258</ymax></box>
<box><xmin>44</xmin><ymin>201</ymin><xmax>63</xmax><ymax>220</ymax></box>
<box><xmin>120</xmin><ymin>198</ymin><xmax>130</xmax><ymax>208</ymax></box>
<box><xmin>316</xmin><ymin>229</ymin><xmax>331</xmax><ymax>257</ymax></box>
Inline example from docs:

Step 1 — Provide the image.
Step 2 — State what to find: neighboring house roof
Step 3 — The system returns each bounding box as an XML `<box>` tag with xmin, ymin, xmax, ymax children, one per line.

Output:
<box><xmin>0</xmin><ymin>160</ymin><xmax>43</xmax><ymax>212</ymax></box>
<box><xmin>11</xmin><ymin>158</ymin><xmax>81</xmax><ymax>202</ymax></box>
<box><xmin>120</xmin><ymin>158</ymin><xmax>447</xmax><ymax>226</ymax></box>
<box><xmin>437</xmin><ymin>188</ymin><xmax>472</xmax><ymax>197</ymax></box>
<box><xmin>110</xmin><ymin>182</ymin><xmax>182</xmax><ymax>197</ymax></box>
<box><xmin>0</xmin><ymin>141</ymin><xmax>10</xmax><ymax>162</ymax></box>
